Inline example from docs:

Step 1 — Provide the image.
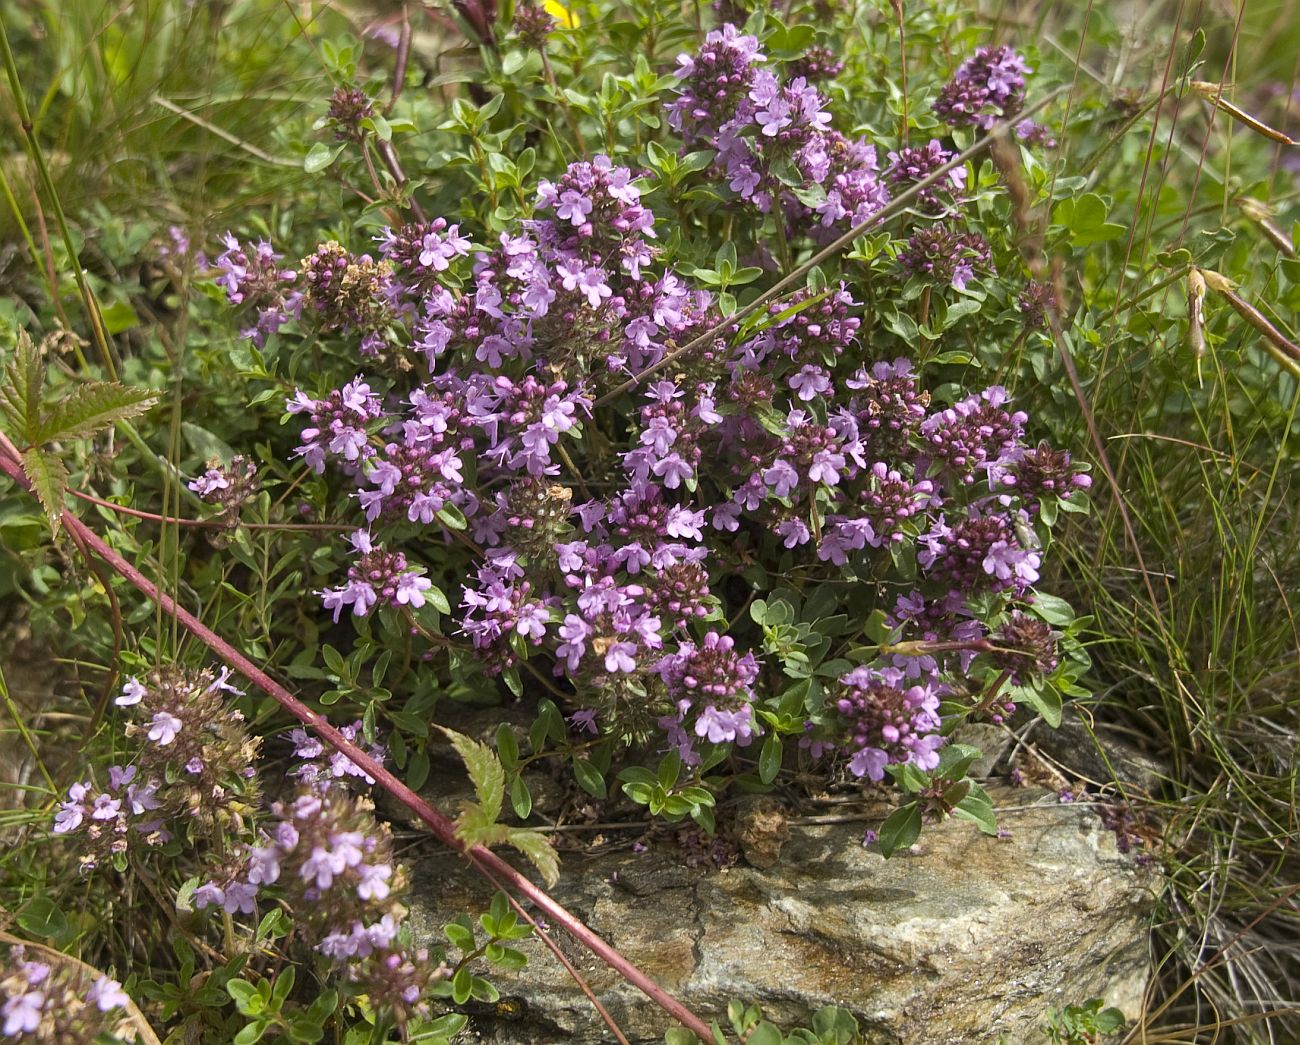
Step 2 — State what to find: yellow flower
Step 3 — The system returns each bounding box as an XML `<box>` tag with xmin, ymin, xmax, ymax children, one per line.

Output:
<box><xmin>542</xmin><ymin>0</ymin><xmax>580</xmax><ymax>29</ymax></box>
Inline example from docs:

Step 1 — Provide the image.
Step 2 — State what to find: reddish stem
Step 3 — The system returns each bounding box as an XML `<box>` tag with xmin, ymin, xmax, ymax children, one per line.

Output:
<box><xmin>0</xmin><ymin>446</ymin><xmax>713</xmax><ymax>1042</ymax></box>
<box><xmin>67</xmin><ymin>487</ymin><xmax>351</xmax><ymax>531</ymax></box>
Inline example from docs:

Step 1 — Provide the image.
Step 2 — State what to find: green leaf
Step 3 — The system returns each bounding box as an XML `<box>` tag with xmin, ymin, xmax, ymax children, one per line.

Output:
<box><xmin>226</xmin><ymin>979</ymin><xmax>263</xmax><ymax>1015</ymax></box>
<box><xmin>255</xmin><ymin>908</ymin><xmax>290</xmax><ymax>941</ymax></box>
<box><xmin>423</xmin><ymin>1014</ymin><xmax>469</xmax><ymax>1038</ymax></box>
<box><xmin>35</xmin><ymin>381</ymin><xmax>158</xmax><ymax>443</ymax></box>
<box><xmin>486</xmin><ymin>944</ymin><xmax>527</xmax><ymax>970</ymax></box>
<box><xmin>496</xmin><ymin>723</ymin><xmax>519</xmax><ymax>769</ymax></box>
<box><xmin>1021</xmin><ymin>684</ymin><xmax>1064</xmax><ymax>728</ymax></box>
<box><xmin>658</xmin><ymin>750</ymin><xmax>682</xmax><ymax>790</ymax></box>
<box><xmin>1055</xmin><ymin>193</ymin><xmax>1127</xmax><ymax>246</ymax></box>
<box><xmin>304</xmin><ymin>141</ymin><xmax>342</xmax><ymax>173</ymax></box>
<box><xmin>100</xmin><ymin>300</ymin><xmax>139</xmax><ymax>335</ymax></box>
<box><xmin>877</xmin><ymin>802</ymin><xmax>923</xmax><ymax>857</ymax></box>
<box><xmin>424</xmin><ymin>582</ymin><xmax>451</xmax><ymax>614</ymax></box>
<box><xmin>287</xmin><ymin>1017</ymin><xmax>324</xmax><ymax>1043</ymax></box>
<box><xmin>935</xmin><ymin>743</ymin><xmax>983</xmax><ymax>782</ymax></box>
<box><xmin>439</xmin><ymin>726</ymin><xmax>505</xmax><ymax>823</ymax></box>
<box><xmin>572</xmin><ymin>757</ymin><xmax>607</xmax><ymax>798</ymax></box>
<box><xmin>305</xmin><ymin>989</ymin><xmax>337</xmax><ymax>1024</ymax></box>
<box><xmin>21</xmin><ymin>448</ymin><xmax>69</xmax><ymax>535</ymax></box>
<box><xmin>1029</xmin><ymin>592</ymin><xmax>1075</xmax><ymax>626</ymax></box>
<box><xmin>506</xmin><ymin>829</ymin><xmax>560</xmax><ymax>887</ymax></box>
<box><xmin>758</xmin><ymin>734</ymin><xmax>782</xmax><ymax>784</ymax></box>
<box><xmin>16</xmin><ymin>896</ymin><xmax>68</xmax><ymax>940</ymax></box>
<box><xmin>270</xmin><ymin>966</ymin><xmax>295</xmax><ymax>1008</ymax></box>
<box><xmin>510</xmin><ymin>774</ymin><xmax>533</xmax><ymax>819</ymax></box>
<box><xmin>468</xmin><ymin>975</ymin><xmax>499</xmax><ymax>1003</ymax></box>
<box><xmin>811</xmin><ymin>1005</ymin><xmax>861</xmax><ymax>1042</ymax></box>
<box><xmin>444</xmin><ymin>921</ymin><xmax>476</xmax><ymax>952</ymax></box>
<box><xmin>233</xmin><ymin>1022</ymin><xmax>267</xmax><ymax>1045</ymax></box>
<box><xmin>954</xmin><ymin>793</ymin><xmax>999</xmax><ymax>836</ymax></box>
<box><xmin>450</xmin><ymin>965</ymin><xmax>473</xmax><ymax>1005</ymax></box>
<box><xmin>746</xmin><ymin>1021</ymin><xmax>784</xmax><ymax>1045</ymax></box>
<box><xmin>182</xmin><ymin>421</ymin><xmax>237</xmax><ymax>464</ymax></box>
<box><xmin>0</xmin><ymin>329</ymin><xmax>45</xmax><ymax>442</ymax></box>
<box><xmin>437</xmin><ymin>504</ymin><xmax>468</xmax><ymax>530</ymax></box>
<box><xmin>321</xmin><ymin>643</ymin><xmax>347</xmax><ymax>678</ymax></box>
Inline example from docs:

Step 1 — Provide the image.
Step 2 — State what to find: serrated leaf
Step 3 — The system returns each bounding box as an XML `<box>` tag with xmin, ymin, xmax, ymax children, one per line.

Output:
<box><xmin>455</xmin><ymin>803</ymin><xmax>510</xmax><ymax>848</ymax></box>
<box><xmin>439</xmin><ymin>726</ymin><xmax>505</xmax><ymax>823</ymax></box>
<box><xmin>21</xmin><ymin>448</ymin><xmax>69</xmax><ymax>535</ymax></box>
<box><xmin>506</xmin><ymin>829</ymin><xmax>560</xmax><ymax>887</ymax></box>
<box><xmin>1</xmin><ymin>330</ymin><xmax>45</xmax><ymax>442</ymax></box>
<box><xmin>35</xmin><ymin>381</ymin><xmax>158</xmax><ymax>443</ymax></box>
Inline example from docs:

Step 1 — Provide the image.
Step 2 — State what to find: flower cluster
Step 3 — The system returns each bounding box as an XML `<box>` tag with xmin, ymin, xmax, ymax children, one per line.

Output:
<box><xmin>898</xmin><ymin>224</ymin><xmax>994</xmax><ymax>290</ymax></box>
<box><xmin>50</xmin><ymin>762</ymin><xmax>169</xmax><ymax>872</ymax></box>
<box><xmin>990</xmin><ymin>610</ymin><xmax>1060</xmax><ymax>683</ymax></box>
<box><xmin>830</xmin><ymin>666</ymin><xmax>944</xmax><ymax>780</ymax></box>
<box><xmin>659</xmin><ymin>631</ymin><xmax>760</xmax><ymax>752</ymax></box>
<box><xmin>667</xmin><ymin>26</ymin><xmax>889</xmax><ymax>231</ymax></box>
<box><xmin>887</xmin><ymin>139</ymin><xmax>967</xmax><ymax>213</ymax></box>
<box><xmin>211</xmin><ymin>233</ymin><xmax>302</xmax><ymax>345</ymax></box>
<box><xmin>196</xmin><ymin>777</ymin><xmax>443</xmax><ymax>1024</ymax></box>
<box><xmin>113</xmin><ymin>667</ymin><xmax>260</xmax><ymax>822</ymax></box>
<box><xmin>187</xmin><ymin>454</ymin><xmax>259</xmax><ymax>518</ymax></box>
<box><xmin>932</xmin><ymin>44</ymin><xmax>1031</xmax><ymax>129</ymax></box>
<box><xmin>325</xmin><ymin>86</ymin><xmax>375</xmax><ymax>142</ymax></box>
<box><xmin>318</xmin><ymin>529</ymin><xmax>434</xmax><ymax>621</ymax></box>
<box><xmin>513</xmin><ymin>3</ymin><xmax>556</xmax><ymax>48</ymax></box>
<box><xmin>51</xmin><ymin>668</ymin><xmax>258</xmax><ymax>869</ymax></box>
<box><xmin>288</xmin><ymin>719</ymin><xmax>388</xmax><ymax>786</ymax></box>
<box><xmin>2</xmin><ymin>945</ymin><xmax>131</xmax><ymax>1042</ymax></box>
<box><xmin>238</xmin><ymin>34</ymin><xmax>1084</xmax><ymax>794</ymax></box>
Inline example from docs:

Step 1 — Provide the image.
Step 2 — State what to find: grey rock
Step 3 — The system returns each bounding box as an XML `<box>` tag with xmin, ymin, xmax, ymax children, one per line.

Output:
<box><xmin>406</xmin><ymin>787</ymin><xmax>1155</xmax><ymax>1044</ymax></box>
<box><xmin>1027</xmin><ymin>712</ymin><xmax>1168</xmax><ymax>797</ymax></box>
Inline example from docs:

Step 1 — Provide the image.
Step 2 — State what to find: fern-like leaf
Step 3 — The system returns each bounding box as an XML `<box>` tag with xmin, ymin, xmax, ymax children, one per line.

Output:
<box><xmin>439</xmin><ymin>726</ymin><xmax>505</xmax><ymax>825</ymax></box>
<box><xmin>454</xmin><ymin>804</ymin><xmax>511</xmax><ymax>849</ymax></box>
<box><xmin>0</xmin><ymin>331</ymin><xmax>46</xmax><ymax>443</ymax></box>
<box><xmin>21</xmin><ymin>448</ymin><xmax>69</xmax><ymax>535</ymax></box>
<box><xmin>35</xmin><ymin>381</ymin><xmax>158</xmax><ymax>444</ymax></box>
<box><xmin>506</xmin><ymin>829</ymin><xmax>560</xmax><ymax>887</ymax></box>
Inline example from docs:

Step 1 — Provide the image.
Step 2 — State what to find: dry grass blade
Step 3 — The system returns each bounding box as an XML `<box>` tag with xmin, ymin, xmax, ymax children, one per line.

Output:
<box><xmin>1189</xmin><ymin>81</ymin><xmax>1299</xmax><ymax>145</ymax></box>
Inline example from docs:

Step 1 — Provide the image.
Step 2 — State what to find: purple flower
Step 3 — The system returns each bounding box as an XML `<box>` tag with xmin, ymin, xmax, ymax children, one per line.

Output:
<box><xmin>87</xmin><ymin>976</ymin><xmax>130</xmax><ymax>1012</ymax></box>
<box><xmin>146</xmin><ymin>711</ymin><xmax>183</xmax><ymax>746</ymax></box>
<box><xmin>832</xmin><ymin>666</ymin><xmax>944</xmax><ymax>781</ymax></box>
<box><xmin>2</xmin><ymin>991</ymin><xmax>44</xmax><ymax>1035</ymax></box>
<box><xmin>789</xmin><ymin>365</ymin><xmax>831</xmax><ymax>401</ymax></box>
<box><xmin>91</xmin><ymin>794</ymin><xmax>122</xmax><ymax>820</ymax></box>
<box><xmin>933</xmin><ymin>45</ymin><xmax>1031</xmax><ymax>129</ymax></box>
<box><xmin>568</xmin><ymin>708</ymin><xmax>598</xmax><ymax>735</ymax></box>
<box><xmin>116</xmin><ymin>677</ymin><xmax>147</xmax><ymax>706</ymax></box>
